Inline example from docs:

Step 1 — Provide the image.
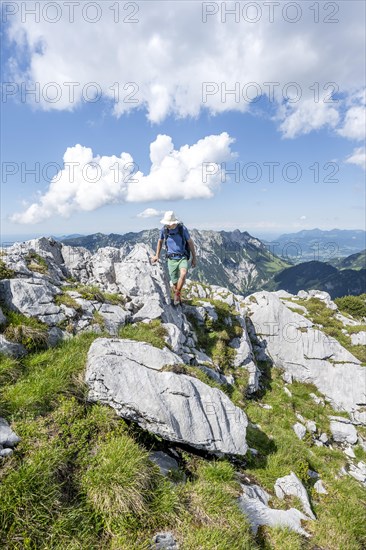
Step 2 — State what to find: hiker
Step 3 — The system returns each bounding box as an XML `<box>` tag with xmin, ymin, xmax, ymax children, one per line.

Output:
<box><xmin>150</xmin><ymin>211</ymin><xmax>197</xmax><ymax>305</ymax></box>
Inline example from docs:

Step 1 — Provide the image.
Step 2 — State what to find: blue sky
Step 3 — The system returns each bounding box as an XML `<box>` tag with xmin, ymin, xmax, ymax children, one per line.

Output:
<box><xmin>1</xmin><ymin>1</ymin><xmax>365</xmax><ymax>242</ymax></box>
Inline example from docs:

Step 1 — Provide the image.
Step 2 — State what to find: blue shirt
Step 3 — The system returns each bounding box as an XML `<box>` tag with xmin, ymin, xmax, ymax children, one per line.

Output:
<box><xmin>159</xmin><ymin>224</ymin><xmax>190</xmax><ymax>255</ymax></box>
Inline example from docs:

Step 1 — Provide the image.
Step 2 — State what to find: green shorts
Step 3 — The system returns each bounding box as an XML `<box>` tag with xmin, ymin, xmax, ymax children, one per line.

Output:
<box><xmin>167</xmin><ymin>257</ymin><xmax>188</xmax><ymax>283</ymax></box>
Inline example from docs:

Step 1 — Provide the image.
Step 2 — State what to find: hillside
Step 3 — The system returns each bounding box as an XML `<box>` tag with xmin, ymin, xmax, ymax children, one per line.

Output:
<box><xmin>327</xmin><ymin>250</ymin><xmax>366</xmax><ymax>271</ymax></box>
<box><xmin>262</xmin><ymin>260</ymin><xmax>366</xmax><ymax>298</ymax></box>
<box><xmin>0</xmin><ymin>237</ymin><xmax>366</xmax><ymax>549</ymax></box>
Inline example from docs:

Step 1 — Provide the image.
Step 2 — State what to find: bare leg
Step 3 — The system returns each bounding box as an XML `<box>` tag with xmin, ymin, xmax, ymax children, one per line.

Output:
<box><xmin>176</xmin><ymin>268</ymin><xmax>187</xmax><ymax>293</ymax></box>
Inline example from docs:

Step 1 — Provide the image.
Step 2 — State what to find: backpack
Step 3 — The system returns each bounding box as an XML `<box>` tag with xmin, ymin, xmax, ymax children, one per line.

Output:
<box><xmin>163</xmin><ymin>222</ymin><xmax>191</xmax><ymax>260</ymax></box>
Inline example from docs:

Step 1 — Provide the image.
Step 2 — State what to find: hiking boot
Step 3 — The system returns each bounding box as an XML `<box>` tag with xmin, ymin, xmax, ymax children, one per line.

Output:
<box><xmin>173</xmin><ymin>290</ymin><xmax>182</xmax><ymax>306</ymax></box>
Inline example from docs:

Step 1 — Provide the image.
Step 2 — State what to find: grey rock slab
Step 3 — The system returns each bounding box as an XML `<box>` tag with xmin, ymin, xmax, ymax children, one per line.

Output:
<box><xmin>86</xmin><ymin>337</ymin><xmax>182</xmax><ymax>372</ymax></box>
<box><xmin>314</xmin><ymin>480</ymin><xmax>328</xmax><ymax>494</ymax></box>
<box><xmin>85</xmin><ymin>338</ymin><xmax>248</xmax><ymax>456</ymax></box>
<box><xmin>351</xmin><ymin>331</ymin><xmax>366</xmax><ymax>346</ymax></box>
<box><xmin>329</xmin><ymin>420</ymin><xmax>358</xmax><ymax>444</ymax></box>
<box><xmin>344</xmin><ymin>446</ymin><xmax>356</xmax><ymax>458</ymax></box>
<box><xmin>162</xmin><ymin>323</ymin><xmax>186</xmax><ymax>354</ymax></box>
<box><xmin>274</xmin><ymin>471</ymin><xmax>316</xmax><ymax>520</ymax></box>
<box><xmin>0</xmin><ymin>447</ymin><xmax>14</xmax><ymax>457</ymax></box>
<box><xmin>0</xmin><ymin>277</ymin><xmax>61</xmax><ymax>322</ymax></box>
<box><xmin>61</xmin><ymin>244</ymin><xmax>92</xmax><ymax>283</ymax></box>
<box><xmin>348</xmin><ymin>464</ymin><xmax>366</xmax><ymax>483</ymax></box>
<box><xmin>132</xmin><ymin>299</ymin><xmax>164</xmax><ymax>323</ymax></box>
<box><xmin>151</xmin><ymin>531</ymin><xmax>179</xmax><ymax>549</ymax></box>
<box><xmin>306</xmin><ymin>420</ymin><xmax>317</xmax><ymax>433</ymax></box>
<box><xmin>319</xmin><ymin>432</ymin><xmax>329</xmax><ymax>443</ymax></box>
<box><xmin>182</xmin><ymin>304</ymin><xmax>206</xmax><ymax>325</ymax></box>
<box><xmin>47</xmin><ymin>326</ymin><xmax>72</xmax><ymax>347</ymax></box>
<box><xmin>0</xmin><ymin>417</ymin><xmax>21</xmax><ymax>447</ymax></box>
<box><xmin>0</xmin><ymin>335</ymin><xmax>27</xmax><ymax>358</ymax></box>
<box><xmin>244</xmin><ymin>291</ymin><xmax>366</xmax><ymax>422</ymax></box>
<box><xmin>274</xmin><ymin>290</ymin><xmax>294</xmax><ymax>298</ymax></box>
<box><xmin>293</xmin><ymin>422</ymin><xmax>307</xmax><ymax>440</ymax></box>
<box><xmin>95</xmin><ymin>303</ymin><xmax>130</xmax><ymax>335</ymax></box>
<box><xmin>196</xmin><ymin>301</ymin><xmax>218</xmax><ymax>322</ymax></box>
<box><xmin>237</xmin><ymin>483</ymin><xmax>312</xmax><ymax>538</ymax></box>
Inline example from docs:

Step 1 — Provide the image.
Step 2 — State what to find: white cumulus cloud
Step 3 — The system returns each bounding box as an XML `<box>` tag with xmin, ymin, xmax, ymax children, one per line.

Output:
<box><xmin>10</xmin><ymin>132</ymin><xmax>236</xmax><ymax>224</ymax></box>
<box><xmin>337</xmin><ymin>89</ymin><xmax>366</xmax><ymax>141</ymax></box>
<box><xmin>345</xmin><ymin>147</ymin><xmax>366</xmax><ymax>171</ymax></box>
<box><xmin>3</xmin><ymin>1</ymin><xmax>365</xmax><ymax>137</ymax></box>
<box><xmin>137</xmin><ymin>208</ymin><xmax>163</xmax><ymax>218</ymax></box>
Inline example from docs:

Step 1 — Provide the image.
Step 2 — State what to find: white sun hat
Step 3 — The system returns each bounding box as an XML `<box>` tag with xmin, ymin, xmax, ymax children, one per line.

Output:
<box><xmin>160</xmin><ymin>210</ymin><xmax>180</xmax><ymax>225</ymax></box>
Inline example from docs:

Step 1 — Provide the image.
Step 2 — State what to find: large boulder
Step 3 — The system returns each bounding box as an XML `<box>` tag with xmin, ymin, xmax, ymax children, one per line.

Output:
<box><xmin>244</xmin><ymin>291</ymin><xmax>366</xmax><ymax>423</ymax></box>
<box><xmin>85</xmin><ymin>338</ymin><xmax>248</xmax><ymax>456</ymax></box>
<box><xmin>0</xmin><ymin>277</ymin><xmax>64</xmax><ymax>326</ymax></box>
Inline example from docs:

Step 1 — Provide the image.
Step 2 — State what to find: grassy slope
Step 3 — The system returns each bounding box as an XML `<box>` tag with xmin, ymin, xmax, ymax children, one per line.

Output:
<box><xmin>0</xmin><ymin>299</ymin><xmax>366</xmax><ymax>549</ymax></box>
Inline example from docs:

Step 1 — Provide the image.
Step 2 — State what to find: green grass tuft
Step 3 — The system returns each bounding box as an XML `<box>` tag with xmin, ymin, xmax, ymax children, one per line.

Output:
<box><xmin>118</xmin><ymin>319</ymin><xmax>169</xmax><ymax>349</ymax></box>
<box><xmin>25</xmin><ymin>251</ymin><xmax>49</xmax><ymax>274</ymax></box>
<box><xmin>0</xmin><ymin>258</ymin><xmax>15</xmax><ymax>279</ymax></box>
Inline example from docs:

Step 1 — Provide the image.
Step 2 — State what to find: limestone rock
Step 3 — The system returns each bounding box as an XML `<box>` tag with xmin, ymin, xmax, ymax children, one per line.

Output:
<box><xmin>237</xmin><ymin>482</ymin><xmax>312</xmax><ymax>537</ymax></box>
<box><xmin>85</xmin><ymin>338</ymin><xmax>248</xmax><ymax>456</ymax></box>
<box><xmin>314</xmin><ymin>480</ymin><xmax>328</xmax><ymax>494</ymax></box>
<box><xmin>0</xmin><ymin>277</ymin><xmax>64</xmax><ymax>326</ymax></box>
<box><xmin>329</xmin><ymin>418</ymin><xmax>358</xmax><ymax>444</ymax></box>
<box><xmin>351</xmin><ymin>331</ymin><xmax>366</xmax><ymax>346</ymax></box>
<box><xmin>244</xmin><ymin>291</ymin><xmax>366</xmax><ymax>423</ymax></box>
<box><xmin>151</xmin><ymin>531</ymin><xmax>179</xmax><ymax>549</ymax></box>
<box><xmin>0</xmin><ymin>417</ymin><xmax>21</xmax><ymax>447</ymax></box>
<box><xmin>0</xmin><ymin>334</ymin><xmax>27</xmax><ymax>358</ymax></box>
<box><xmin>274</xmin><ymin>471</ymin><xmax>316</xmax><ymax>520</ymax></box>
<box><xmin>293</xmin><ymin>422</ymin><xmax>307</xmax><ymax>440</ymax></box>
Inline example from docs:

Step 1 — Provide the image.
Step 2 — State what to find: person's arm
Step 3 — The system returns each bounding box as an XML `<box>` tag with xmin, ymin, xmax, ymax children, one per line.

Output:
<box><xmin>187</xmin><ymin>238</ymin><xmax>197</xmax><ymax>267</ymax></box>
<box><xmin>151</xmin><ymin>239</ymin><xmax>164</xmax><ymax>263</ymax></box>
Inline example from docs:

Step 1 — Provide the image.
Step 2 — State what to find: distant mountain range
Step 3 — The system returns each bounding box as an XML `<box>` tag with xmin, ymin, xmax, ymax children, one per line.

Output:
<box><xmin>60</xmin><ymin>229</ymin><xmax>366</xmax><ymax>298</ymax></box>
<box><xmin>264</xmin><ymin>228</ymin><xmax>366</xmax><ymax>264</ymax></box>
<box><xmin>262</xmin><ymin>260</ymin><xmax>366</xmax><ymax>299</ymax></box>
<box><xmin>60</xmin><ymin>229</ymin><xmax>291</xmax><ymax>295</ymax></box>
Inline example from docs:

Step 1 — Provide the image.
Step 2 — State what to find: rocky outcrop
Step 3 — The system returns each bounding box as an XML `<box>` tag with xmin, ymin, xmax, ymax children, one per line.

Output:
<box><xmin>244</xmin><ymin>291</ymin><xmax>366</xmax><ymax>424</ymax></box>
<box><xmin>0</xmin><ymin>277</ymin><xmax>63</xmax><ymax>325</ymax></box>
<box><xmin>85</xmin><ymin>338</ymin><xmax>248</xmax><ymax>457</ymax></box>
<box><xmin>0</xmin><ymin>240</ymin><xmax>192</xmax><ymax>352</ymax></box>
<box><xmin>1</xmin><ymin>236</ymin><xmax>365</xmax><ymax>433</ymax></box>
